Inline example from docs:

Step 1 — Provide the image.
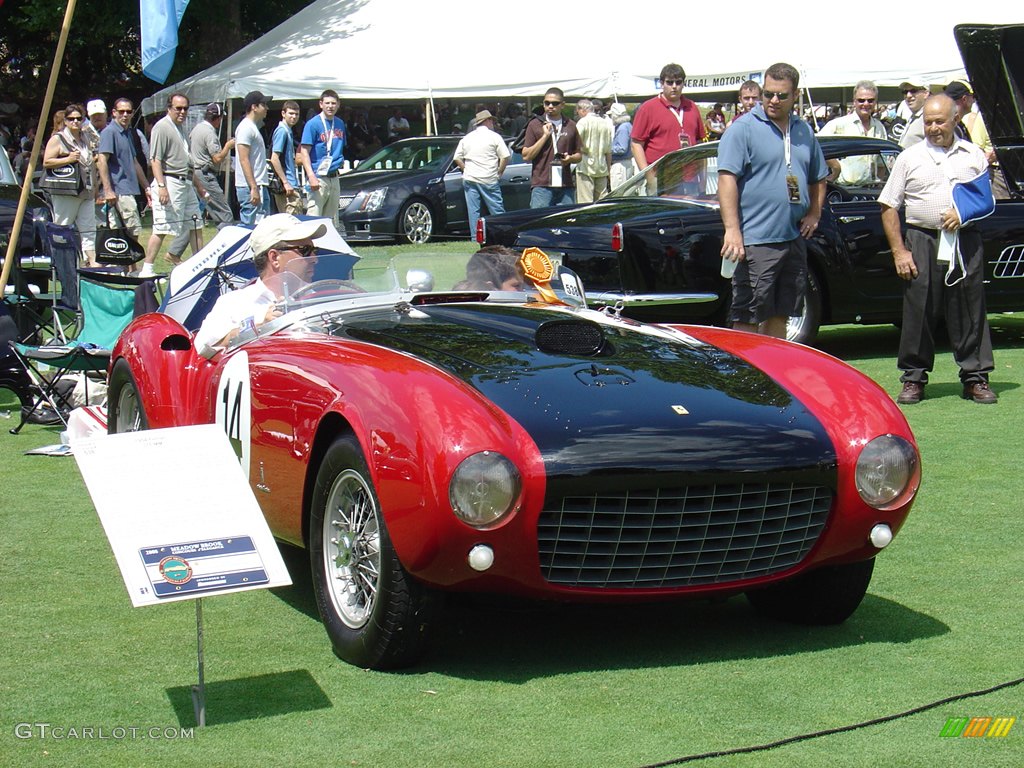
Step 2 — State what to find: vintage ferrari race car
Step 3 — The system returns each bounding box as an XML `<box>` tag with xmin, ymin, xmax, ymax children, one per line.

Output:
<box><xmin>109</xmin><ymin>246</ymin><xmax>920</xmax><ymax>669</ymax></box>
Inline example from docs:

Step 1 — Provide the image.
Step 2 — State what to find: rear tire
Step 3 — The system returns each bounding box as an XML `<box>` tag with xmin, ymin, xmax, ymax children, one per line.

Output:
<box><xmin>746</xmin><ymin>558</ymin><xmax>875</xmax><ymax>625</ymax></box>
<box><xmin>787</xmin><ymin>268</ymin><xmax>823</xmax><ymax>345</ymax></box>
<box><xmin>309</xmin><ymin>435</ymin><xmax>439</xmax><ymax>669</ymax></box>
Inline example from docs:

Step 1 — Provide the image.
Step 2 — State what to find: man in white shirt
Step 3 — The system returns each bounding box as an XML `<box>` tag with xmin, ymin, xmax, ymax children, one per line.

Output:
<box><xmin>575</xmin><ymin>99</ymin><xmax>613</xmax><ymax>203</ymax></box>
<box><xmin>234</xmin><ymin>90</ymin><xmax>271</xmax><ymax>226</ymax></box>
<box><xmin>897</xmin><ymin>80</ymin><xmax>931</xmax><ymax>149</ymax></box>
<box><xmin>453</xmin><ymin>110</ymin><xmax>510</xmax><ymax>235</ymax></box>
<box><xmin>818</xmin><ymin>81</ymin><xmax>889</xmax><ymax>185</ymax></box>
<box><xmin>193</xmin><ymin>213</ymin><xmax>326</xmax><ymax>358</ymax></box>
<box><xmin>879</xmin><ymin>95</ymin><xmax>996</xmax><ymax>405</ymax></box>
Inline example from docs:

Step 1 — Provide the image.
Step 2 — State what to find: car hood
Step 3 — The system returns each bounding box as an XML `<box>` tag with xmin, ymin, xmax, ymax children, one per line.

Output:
<box><xmin>338</xmin><ymin>303</ymin><xmax>836</xmax><ymax>480</ymax></box>
<box><xmin>955</xmin><ymin>23</ymin><xmax>1024</xmax><ymax>192</ymax></box>
<box><xmin>337</xmin><ymin>167</ymin><xmax>433</xmax><ymax>192</ymax></box>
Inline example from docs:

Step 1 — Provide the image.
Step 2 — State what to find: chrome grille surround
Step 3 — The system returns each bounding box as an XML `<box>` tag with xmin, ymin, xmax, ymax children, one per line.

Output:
<box><xmin>538</xmin><ymin>482</ymin><xmax>833</xmax><ymax>588</ymax></box>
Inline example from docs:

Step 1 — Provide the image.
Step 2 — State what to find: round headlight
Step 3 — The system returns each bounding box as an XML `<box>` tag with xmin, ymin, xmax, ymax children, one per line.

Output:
<box><xmin>855</xmin><ymin>435</ymin><xmax>920</xmax><ymax>509</ymax></box>
<box><xmin>449</xmin><ymin>451</ymin><xmax>521</xmax><ymax>528</ymax></box>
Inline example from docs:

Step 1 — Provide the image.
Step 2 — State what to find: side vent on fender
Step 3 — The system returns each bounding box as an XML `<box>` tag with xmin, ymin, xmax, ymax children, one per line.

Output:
<box><xmin>161</xmin><ymin>334</ymin><xmax>192</xmax><ymax>351</ymax></box>
<box><xmin>535</xmin><ymin>319</ymin><xmax>608</xmax><ymax>357</ymax></box>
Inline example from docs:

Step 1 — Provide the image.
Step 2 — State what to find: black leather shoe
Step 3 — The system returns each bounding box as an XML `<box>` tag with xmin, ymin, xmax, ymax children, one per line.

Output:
<box><xmin>23</xmin><ymin>404</ymin><xmax>64</xmax><ymax>425</ymax></box>
<box><xmin>962</xmin><ymin>381</ymin><xmax>998</xmax><ymax>404</ymax></box>
<box><xmin>896</xmin><ymin>382</ymin><xmax>924</xmax><ymax>405</ymax></box>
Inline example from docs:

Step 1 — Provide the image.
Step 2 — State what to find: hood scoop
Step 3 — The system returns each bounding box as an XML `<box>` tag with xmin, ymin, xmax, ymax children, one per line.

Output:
<box><xmin>535</xmin><ymin>318</ymin><xmax>608</xmax><ymax>357</ymax></box>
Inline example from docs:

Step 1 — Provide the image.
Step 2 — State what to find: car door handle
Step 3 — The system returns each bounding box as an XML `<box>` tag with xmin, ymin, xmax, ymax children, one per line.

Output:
<box><xmin>839</xmin><ymin>216</ymin><xmax>865</xmax><ymax>224</ymax></box>
<box><xmin>506</xmin><ymin>176</ymin><xmax>529</xmax><ymax>183</ymax></box>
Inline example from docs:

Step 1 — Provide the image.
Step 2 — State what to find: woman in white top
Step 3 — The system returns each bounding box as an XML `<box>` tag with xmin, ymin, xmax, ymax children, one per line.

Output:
<box><xmin>43</xmin><ymin>103</ymin><xmax>97</xmax><ymax>266</ymax></box>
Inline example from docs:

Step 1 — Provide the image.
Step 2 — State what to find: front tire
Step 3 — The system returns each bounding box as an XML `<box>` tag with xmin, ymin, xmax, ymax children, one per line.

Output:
<box><xmin>399</xmin><ymin>199</ymin><xmax>434</xmax><ymax>244</ymax></box>
<box><xmin>309</xmin><ymin>435</ymin><xmax>438</xmax><ymax>669</ymax></box>
<box><xmin>746</xmin><ymin>558</ymin><xmax>875</xmax><ymax>625</ymax></box>
<box><xmin>107</xmin><ymin>359</ymin><xmax>148</xmax><ymax>433</ymax></box>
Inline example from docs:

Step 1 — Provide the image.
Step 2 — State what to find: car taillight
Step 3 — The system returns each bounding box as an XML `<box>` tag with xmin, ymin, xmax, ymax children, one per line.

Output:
<box><xmin>476</xmin><ymin>218</ymin><xmax>486</xmax><ymax>244</ymax></box>
<box><xmin>611</xmin><ymin>222</ymin><xmax>623</xmax><ymax>252</ymax></box>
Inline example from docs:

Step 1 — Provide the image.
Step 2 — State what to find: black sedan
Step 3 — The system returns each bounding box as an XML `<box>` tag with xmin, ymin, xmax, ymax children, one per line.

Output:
<box><xmin>478</xmin><ymin>136</ymin><xmax>1024</xmax><ymax>344</ymax></box>
<box><xmin>337</xmin><ymin>135</ymin><xmax>532</xmax><ymax>244</ymax></box>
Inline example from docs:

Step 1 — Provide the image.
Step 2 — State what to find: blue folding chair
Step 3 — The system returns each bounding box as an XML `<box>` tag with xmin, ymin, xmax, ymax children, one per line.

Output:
<box><xmin>9</xmin><ymin>270</ymin><xmax>148</xmax><ymax>434</ymax></box>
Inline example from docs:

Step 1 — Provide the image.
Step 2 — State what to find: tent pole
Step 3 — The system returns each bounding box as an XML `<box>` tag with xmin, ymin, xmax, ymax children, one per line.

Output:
<box><xmin>225</xmin><ymin>99</ymin><xmax>234</xmax><ymax>193</ymax></box>
<box><xmin>0</xmin><ymin>0</ymin><xmax>79</xmax><ymax>297</ymax></box>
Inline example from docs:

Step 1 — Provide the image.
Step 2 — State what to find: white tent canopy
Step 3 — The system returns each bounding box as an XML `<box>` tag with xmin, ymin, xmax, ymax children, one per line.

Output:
<box><xmin>142</xmin><ymin>0</ymin><xmax>1017</xmax><ymax>112</ymax></box>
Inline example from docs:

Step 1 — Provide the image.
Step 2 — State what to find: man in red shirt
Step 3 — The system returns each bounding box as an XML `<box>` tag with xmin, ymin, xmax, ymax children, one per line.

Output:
<box><xmin>630</xmin><ymin>63</ymin><xmax>706</xmax><ymax>171</ymax></box>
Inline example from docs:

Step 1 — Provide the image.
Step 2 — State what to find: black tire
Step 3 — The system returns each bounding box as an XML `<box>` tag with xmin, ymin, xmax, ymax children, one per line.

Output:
<box><xmin>309</xmin><ymin>435</ymin><xmax>439</xmax><ymax>669</ymax></box>
<box><xmin>107</xmin><ymin>359</ymin><xmax>149</xmax><ymax>433</ymax></box>
<box><xmin>787</xmin><ymin>267</ymin><xmax>823</xmax><ymax>345</ymax></box>
<box><xmin>746</xmin><ymin>558</ymin><xmax>875</xmax><ymax>625</ymax></box>
<box><xmin>398</xmin><ymin>199</ymin><xmax>434</xmax><ymax>244</ymax></box>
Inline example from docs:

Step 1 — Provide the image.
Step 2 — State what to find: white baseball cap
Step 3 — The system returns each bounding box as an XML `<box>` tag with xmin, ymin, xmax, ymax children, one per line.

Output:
<box><xmin>86</xmin><ymin>99</ymin><xmax>107</xmax><ymax>116</ymax></box>
<box><xmin>249</xmin><ymin>214</ymin><xmax>327</xmax><ymax>258</ymax></box>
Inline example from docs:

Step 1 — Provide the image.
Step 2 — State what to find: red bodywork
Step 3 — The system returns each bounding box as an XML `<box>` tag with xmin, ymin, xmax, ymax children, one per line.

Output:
<box><xmin>112</xmin><ymin>313</ymin><xmax>918</xmax><ymax>602</ymax></box>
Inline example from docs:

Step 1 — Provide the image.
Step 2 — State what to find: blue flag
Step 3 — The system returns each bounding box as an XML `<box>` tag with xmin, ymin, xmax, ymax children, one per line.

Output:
<box><xmin>141</xmin><ymin>0</ymin><xmax>190</xmax><ymax>84</ymax></box>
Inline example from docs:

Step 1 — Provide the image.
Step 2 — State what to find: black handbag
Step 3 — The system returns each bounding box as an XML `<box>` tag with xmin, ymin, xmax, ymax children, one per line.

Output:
<box><xmin>96</xmin><ymin>203</ymin><xmax>145</xmax><ymax>266</ymax></box>
<box><xmin>39</xmin><ymin>136</ymin><xmax>84</xmax><ymax>196</ymax></box>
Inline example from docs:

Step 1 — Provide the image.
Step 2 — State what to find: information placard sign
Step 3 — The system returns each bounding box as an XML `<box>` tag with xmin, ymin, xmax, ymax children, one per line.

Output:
<box><xmin>74</xmin><ymin>424</ymin><xmax>292</xmax><ymax>607</ymax></box>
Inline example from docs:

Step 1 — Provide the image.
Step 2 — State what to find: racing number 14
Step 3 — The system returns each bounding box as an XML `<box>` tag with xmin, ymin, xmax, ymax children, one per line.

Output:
<box><xmin>222</xmin><ymin>379</ymin><xmax>244</xmax><ymax>460</ymax></box>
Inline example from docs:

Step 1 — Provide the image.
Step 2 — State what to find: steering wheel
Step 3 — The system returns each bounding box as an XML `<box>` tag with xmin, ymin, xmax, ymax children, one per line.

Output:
<box><xmin>288</xmin><ymin>279</ymin><xmax>359</xmax><ymax>302</ymax></box>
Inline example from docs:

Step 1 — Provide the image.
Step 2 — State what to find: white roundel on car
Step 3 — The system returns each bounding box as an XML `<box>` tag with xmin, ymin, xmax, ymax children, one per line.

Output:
<box><xmin>215</xmin><ymin>350</ymin><xmax>252</xmax><ymax>479</ymax></box>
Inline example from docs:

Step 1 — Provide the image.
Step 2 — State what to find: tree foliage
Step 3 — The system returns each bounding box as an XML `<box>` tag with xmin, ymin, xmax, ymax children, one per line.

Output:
<box><xmin>0</xmin><ymin>0</ymin><xmax>312</xmax><ymax>120</ymax></box>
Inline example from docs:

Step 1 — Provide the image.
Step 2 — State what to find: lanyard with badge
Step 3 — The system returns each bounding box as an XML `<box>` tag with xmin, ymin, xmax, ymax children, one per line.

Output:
<box><xmin>317</xmin><ymin>115</ymin><xmax>335</xmax><ymax>177</ymax></box>
<box><xmin>669</xmin><ymin>102</ymin><xmax>690</xmax><ymax>149</ymax></box>
<box><xmin>783</xmin><ymin>125</ymin><xmax>800</xmax><ymax>203</ymax></box>
<box><xmin>549</xmin><ymin>120</ymin><xmax>564</xmax><ymax>186</ymax></box>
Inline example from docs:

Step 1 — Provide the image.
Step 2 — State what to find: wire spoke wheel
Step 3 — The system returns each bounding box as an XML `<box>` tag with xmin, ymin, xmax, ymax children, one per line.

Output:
<box><xmin>107</xmin><ymin>359</ymin><xmax>148</xmax><ymax>434</ymax></box>
<box><xmin>322</xmin><ymin>468</ymin><xmax>382</xmax><ymax>628</ymax></box>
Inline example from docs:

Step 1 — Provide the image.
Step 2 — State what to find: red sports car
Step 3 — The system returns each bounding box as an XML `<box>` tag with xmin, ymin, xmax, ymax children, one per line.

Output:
<box><xmin>109</xmin><ymin>251</ymin><xmax>920</xmax><ymax>669</ymax></box>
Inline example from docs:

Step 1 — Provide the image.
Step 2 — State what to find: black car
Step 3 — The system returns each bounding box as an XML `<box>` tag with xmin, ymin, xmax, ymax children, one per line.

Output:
<box><xmin>479</xmin><ymin>133</ymin><xmax>1024</xmax><ymax>345</ymax></box>
<box><xmin>338</xmin><ymin>135</ymin><xmax>532</xmax><ymax>244</ymax></box>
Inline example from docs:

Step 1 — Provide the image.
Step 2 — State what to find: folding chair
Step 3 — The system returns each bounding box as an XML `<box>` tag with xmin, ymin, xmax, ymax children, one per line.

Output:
<box><xmin>8</xmin><ymin>269</ymin><xmax>152</xmax><ymax>434</ymax></box>
<box><xmin>34</xmin><ymin>224</ymin><xmax>84</xmax><ymax>343</ymax></box>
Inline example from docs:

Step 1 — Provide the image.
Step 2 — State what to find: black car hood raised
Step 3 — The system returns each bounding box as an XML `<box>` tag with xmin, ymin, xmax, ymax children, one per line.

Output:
<box><xmin>339</xmin><ymin>303</ymin><xmax>836</xmax><ymax>480</ymax></box>
<box><xmin>955</xmin><ymin>23</ymin><xmax>1024</xmax><ymax>194</ymax></box>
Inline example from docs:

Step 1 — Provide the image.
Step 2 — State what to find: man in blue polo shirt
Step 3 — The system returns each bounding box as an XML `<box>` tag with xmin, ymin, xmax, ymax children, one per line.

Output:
<box><xmin>718</xmin><ymin>62</ymin><xmax>827</xmax><ymax>339</ymax></box>
<box><xmin>96</xmin><ymin>97</ymin><xmax>151</xmax><ymax>244</ymax></box>
<box><xmin>299</xmin><ymin>89</ymin><xmax>346</xmax><ymax>221</ymax></box>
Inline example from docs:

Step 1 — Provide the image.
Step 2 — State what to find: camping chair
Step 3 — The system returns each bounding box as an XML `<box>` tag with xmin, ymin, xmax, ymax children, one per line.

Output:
<box><xmin>34</xmin><ymin>224</ymin><xmax>84</xmax><ymax>343</ymax></box>
<box><xmin>8</xmin><ymin>270</ymin><xmax>153</xmax><ymax>434</ymax></box>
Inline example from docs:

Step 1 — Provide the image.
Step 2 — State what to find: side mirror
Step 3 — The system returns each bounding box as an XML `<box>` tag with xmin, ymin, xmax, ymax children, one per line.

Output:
<box><xmin>406</xmin><ymin>268</ymin><xmax>434</xmax><ymax>293</ymax></box>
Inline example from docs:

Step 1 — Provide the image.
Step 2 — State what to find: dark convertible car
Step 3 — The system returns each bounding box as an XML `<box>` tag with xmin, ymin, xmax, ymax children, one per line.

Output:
<box><xmin>338</xmin><ymin>135</ymin><xmax>532</xmax><ymax>244</ymax></box>
<box><xmin>478</xmin><ymin>35</ymin><xmax>1024</xmax><ymax>344</ymax></box>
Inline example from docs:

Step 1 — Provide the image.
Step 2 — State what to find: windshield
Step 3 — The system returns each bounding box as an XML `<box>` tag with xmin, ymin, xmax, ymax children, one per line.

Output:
<box><xmin>0</xmin><ymin>145</ymin><xmax>18</xmax><ymax>185</ymax></box>
<box><xmin>357</xmin><ymin>140</ymin><xmax>455</xmax><ymax>172</ymax></box>
<box><xmin>259</xmin><ymin>248</ymin><xmax>587</xmax><ymax>317</ymax></box>
<box><xmin>609</xmin><ymin>144</ymin><xmax>721</xmax><ymax>203</ymax></box>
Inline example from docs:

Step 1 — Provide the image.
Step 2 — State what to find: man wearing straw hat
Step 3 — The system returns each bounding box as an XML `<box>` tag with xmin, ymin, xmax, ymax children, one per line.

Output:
<box><xmin>453</xmin><ymin>109</ymin><xmax>510</xmax><ymax>235</ymax></box>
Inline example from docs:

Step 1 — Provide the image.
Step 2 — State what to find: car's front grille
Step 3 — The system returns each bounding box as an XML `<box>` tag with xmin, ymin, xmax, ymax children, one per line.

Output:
<box><xmin>538</xmin><ymin>482</ymin><xmax>832</xmax><ymax>588</ymax></box>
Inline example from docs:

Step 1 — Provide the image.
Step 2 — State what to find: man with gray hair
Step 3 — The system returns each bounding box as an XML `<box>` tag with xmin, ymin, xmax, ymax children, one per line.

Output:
<box><xmin>878</xmin><ymin>94</ymin><xmax>996</xmax><ymax>405</ymax></box>
<box><xmin>575</xmin><ymin>98</ymin><xmax>613</xmax><ymax>203</ymax></box>
<box><xmin>818</xmin><ymin>81</ymin><xmax>888</xmax><ymax>184</ymax></box>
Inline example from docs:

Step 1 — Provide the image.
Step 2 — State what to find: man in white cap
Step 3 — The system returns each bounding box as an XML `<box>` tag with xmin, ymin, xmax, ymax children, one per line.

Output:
<box><xmin>453</xmin><ymin>109</ymin><xmax>510</xmax><ymax>235</ymax></box>
<box><xmin>193</xmin><ymin>213</ymin><xmax>326</xmax><ymax>358</ymax></box>
<box><xmin>84</xmin><ymin>99</ymin><xmax>107</xmax><ymax>150</ymax></box>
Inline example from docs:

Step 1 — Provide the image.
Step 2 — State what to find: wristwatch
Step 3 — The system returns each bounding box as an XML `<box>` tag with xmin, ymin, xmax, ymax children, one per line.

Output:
<box><xmin>157</xmin><ymin>182</ymin><xmax>166</xmax><ymax>188</ymax></box>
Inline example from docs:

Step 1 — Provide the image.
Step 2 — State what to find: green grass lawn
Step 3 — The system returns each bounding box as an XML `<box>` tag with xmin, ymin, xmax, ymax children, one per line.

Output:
<box><xmin>2</xmin><ymin>300</ymin><xmax>1023</xmax><ymax>766</ymax></box>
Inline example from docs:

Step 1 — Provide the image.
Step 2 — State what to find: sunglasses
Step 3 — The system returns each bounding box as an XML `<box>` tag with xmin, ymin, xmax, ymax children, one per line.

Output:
<box><xmin>662</xmin><ymin>79</ymin><xmax>684</xmax><ymax>86</ymax></box>
<box><xmin>65</xmin><ymin>116</ymin><xmax>83</xmax><ymax>122</ymax></box>
<box><xmin>855</xmin><ymin>98</ymin><xmax>876</xmax><ymax>104</ymax></box>
<box><xmin>170</xmin><ymin>105</ymin><xmax>188</xmax><ymax>112</ymax></box>
<box><xmin>543</xmin><ymin>100</ymin><xmax>562</xmax><ymax>107</ymax></box>
<box><xmin>903</xmin><ymin>89</ymin><xmax>924</xmax><ymax>95</ymax></box>
<box><xmin>114</xmin><ymin>109</ymin><xmax>133</xmax><ymax>115</ymax></box>
<box><xmin>280</xmin><ymin>243</ymin><xmax>317</xmax><ymax>258</ymax></box>
<box><xmin>763</xmin><ymin>90</ymin><xmax>791</xmax><ymax>102</ymax></box>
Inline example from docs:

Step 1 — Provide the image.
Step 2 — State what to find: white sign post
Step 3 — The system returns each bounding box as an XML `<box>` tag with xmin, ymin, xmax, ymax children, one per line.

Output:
<box><xmin>74</xmin><ymin>424</ymin><xmax>292</xmax><ymax>726</ymax></box>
